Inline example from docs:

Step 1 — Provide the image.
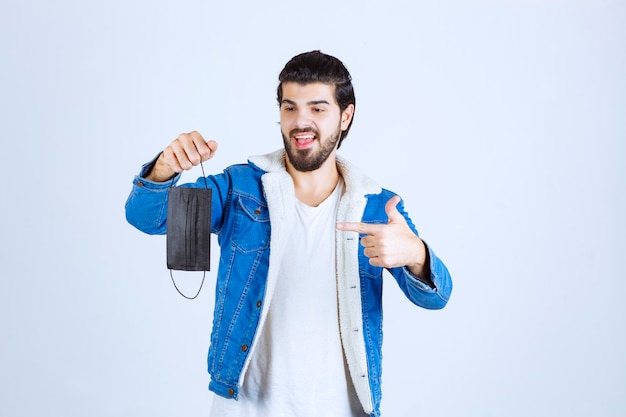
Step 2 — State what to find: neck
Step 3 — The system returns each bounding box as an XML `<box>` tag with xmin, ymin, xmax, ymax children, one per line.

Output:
<box><xmin>286</xmin><ymin>152</ymin><xmax>340</xmax><ymax>207</ymax></box>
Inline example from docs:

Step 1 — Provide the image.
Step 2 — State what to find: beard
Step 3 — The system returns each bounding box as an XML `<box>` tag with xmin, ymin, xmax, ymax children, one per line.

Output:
<box><xmin>282</xmin><ymin>124</ymin><xmax>342</xmax><ymax>172</ymax></box>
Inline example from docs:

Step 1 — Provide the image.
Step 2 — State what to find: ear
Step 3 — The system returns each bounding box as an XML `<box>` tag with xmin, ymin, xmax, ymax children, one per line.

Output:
<box><xmin>340</xmin><ymin>104</ymin><xmax>355</xmax><ymax>131</ymax></box>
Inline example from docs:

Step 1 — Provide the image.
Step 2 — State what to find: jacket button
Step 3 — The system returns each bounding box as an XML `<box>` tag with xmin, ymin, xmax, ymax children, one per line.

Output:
<box><xmin>254</xmin><ymin>207</ymin><xmax>261</xmax><ymax>215</ymax></box>
<box><xmin>256</xmin><ymin>300</ymin><xmax>262</xmax><ymax>308</ymax></box>
<box><xmin>228</xmin><ymin>388</ymin><xmax>234</xmax><ymax>397</ymax></box>
<box><xmin>241</xmin><ymin>344</ymin><xmax>248</xmax><ymax>352</ymax></box>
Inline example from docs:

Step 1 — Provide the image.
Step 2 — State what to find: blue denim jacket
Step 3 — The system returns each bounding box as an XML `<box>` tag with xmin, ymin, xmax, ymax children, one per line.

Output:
<box><xmin>125</xmin><ymin>150</ymin><xmax>452</xmax><ymax>417</ymax></box>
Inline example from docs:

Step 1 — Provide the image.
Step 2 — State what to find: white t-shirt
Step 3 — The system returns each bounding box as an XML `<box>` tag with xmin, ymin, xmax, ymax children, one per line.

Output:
<box><xmin>210</xmin><ymin>180</ymin><xmax>366</xmax><ymax>417</ymax></box>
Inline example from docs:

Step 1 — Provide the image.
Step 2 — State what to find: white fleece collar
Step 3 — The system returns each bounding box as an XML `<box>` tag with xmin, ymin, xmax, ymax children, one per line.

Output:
<box><xmin>248</xmin><ymin>149</ymin><xmax>382</xmax><ymax>198</ymax></box>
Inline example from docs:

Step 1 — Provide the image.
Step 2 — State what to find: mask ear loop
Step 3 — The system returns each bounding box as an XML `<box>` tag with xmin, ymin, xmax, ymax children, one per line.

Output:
<box><xmin>169</xmin><ymin>161</ymin><xmax>209</xmax><ymax>300</ymax></box>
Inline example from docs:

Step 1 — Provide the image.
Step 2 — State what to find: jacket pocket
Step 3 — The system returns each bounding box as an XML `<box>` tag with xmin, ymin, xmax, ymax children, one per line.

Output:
<box><xmin>359</xmin><ymin>262</ymin><xmax>384</xmax><ymax>280</ymax></box>
<box><xmin>231</xmin><ymin>194</ymin><xmax>270</xmax><ymax>252</ymax></box>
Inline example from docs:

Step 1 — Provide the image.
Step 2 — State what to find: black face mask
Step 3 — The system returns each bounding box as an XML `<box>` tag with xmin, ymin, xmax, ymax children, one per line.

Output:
<box><xmin>166</xmin><ymin>185</ymin><xmax>212</xmax><ymax>299</ymax></box>
<box><xmin>166</xmin><ymin>187</ymin><xmax>212</xmax><ymax>271</ymax></box>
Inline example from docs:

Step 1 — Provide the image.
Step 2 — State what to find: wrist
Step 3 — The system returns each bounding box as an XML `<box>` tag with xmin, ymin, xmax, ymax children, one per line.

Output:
<box><xmin>144</xmin><ymin>153</ymin><xmax>176</xmax><ymax>182</ymax></box>
<box><xmin>406</xmin><ymin>238</ymin><xmax>427</xmax><ymax>277</ymax></box>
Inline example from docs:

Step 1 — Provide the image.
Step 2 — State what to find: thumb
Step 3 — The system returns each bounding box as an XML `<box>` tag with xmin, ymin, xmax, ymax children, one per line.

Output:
<box><xmin>203</xmin><ymin>140</ymin><xmax>219</xmax><ymax>162</ymax></box>
<box><xmin>206</xmin><ymin>140</ymin><xmax>219</xmax><ymax>153</ymax></box>
<box><xmin>385</xmin><ymin>196</ymin><xmax>405</xmax><ymax>224</ymax></box>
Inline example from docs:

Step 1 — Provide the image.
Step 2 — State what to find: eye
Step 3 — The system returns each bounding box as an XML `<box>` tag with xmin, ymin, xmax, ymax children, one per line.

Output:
<box><xmin>313</xmin><ymin>107</ymin><xmax>324</xmax><ymax>113</ymax></box>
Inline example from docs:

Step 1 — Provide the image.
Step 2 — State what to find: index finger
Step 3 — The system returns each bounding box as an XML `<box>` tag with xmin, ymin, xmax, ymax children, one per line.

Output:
<box><xmin>336</xmin><ymin>222</ymin><xmax>383</xmax><ymax>235</ymax></box>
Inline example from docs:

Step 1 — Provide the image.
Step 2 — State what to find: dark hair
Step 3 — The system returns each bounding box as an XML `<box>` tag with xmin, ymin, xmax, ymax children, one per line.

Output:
<box><xmin>277</xmin><ymin>50</ymin><xmax>356</xmax><ymax>148</ymax></box>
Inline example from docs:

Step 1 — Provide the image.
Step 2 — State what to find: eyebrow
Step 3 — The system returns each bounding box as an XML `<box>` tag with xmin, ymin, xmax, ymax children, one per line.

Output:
<box><xmin>281</xmin><ymin>99</ymin><xmax>331</xmax><ymax>106</ymax></box>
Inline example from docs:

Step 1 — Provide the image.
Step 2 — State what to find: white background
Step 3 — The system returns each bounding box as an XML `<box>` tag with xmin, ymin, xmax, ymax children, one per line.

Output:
<box><xmin>1</xmin><ymin>0</ymin><xmax>624</xmax><ymax>416</ymax></box>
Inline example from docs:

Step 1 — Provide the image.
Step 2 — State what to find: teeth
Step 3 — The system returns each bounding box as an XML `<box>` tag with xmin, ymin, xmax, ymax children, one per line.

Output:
<box><xmin>295</xmin><ymin>134</ymin><xmax>314</xmax><ymax>140</ymax></box>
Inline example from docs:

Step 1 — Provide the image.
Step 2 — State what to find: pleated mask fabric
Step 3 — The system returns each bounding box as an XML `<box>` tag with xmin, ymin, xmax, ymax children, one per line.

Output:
<box><xmin>166</xmin><ymin>187</ymin><xmax>212</xmax><ymax>272</ymax></box>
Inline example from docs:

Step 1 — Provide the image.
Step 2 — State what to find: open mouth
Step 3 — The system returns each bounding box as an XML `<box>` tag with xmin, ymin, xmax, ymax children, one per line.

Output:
<box><xmin>292</xmin><ymin>132</ymin><xmax>317</xmax><ymax>149</ymax></box>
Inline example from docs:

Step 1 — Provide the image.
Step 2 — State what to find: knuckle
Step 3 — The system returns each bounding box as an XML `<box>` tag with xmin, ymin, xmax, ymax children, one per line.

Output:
<box><xmin>189</xmin><ymin>154</ymin><xmax>201</xmax><ymax>165</ymax></box>
<box><xmin>198</xmin><ymin>147</ymin><xmax>211</xmax><ymax>159</ymax></box>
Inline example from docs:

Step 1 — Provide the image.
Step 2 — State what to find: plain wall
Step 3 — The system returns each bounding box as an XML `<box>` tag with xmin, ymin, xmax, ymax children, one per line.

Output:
<box><xmin>1</xmin><ymin>1</ymin><xmax>624</xmax><ymax>416</ymax></box>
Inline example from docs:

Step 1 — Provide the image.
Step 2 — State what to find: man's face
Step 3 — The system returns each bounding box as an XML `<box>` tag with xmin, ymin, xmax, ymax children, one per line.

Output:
<box><xmin>280</xmin><ymin>82</ymin><xmax>354</xmax><ymax>172</ymax></box>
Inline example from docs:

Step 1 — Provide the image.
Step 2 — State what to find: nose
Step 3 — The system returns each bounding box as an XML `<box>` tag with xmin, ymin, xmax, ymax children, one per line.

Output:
<box><xmin>294</xmin><ymin>108</ymin><xmax>313</xmax><ymax>129</ymax></box>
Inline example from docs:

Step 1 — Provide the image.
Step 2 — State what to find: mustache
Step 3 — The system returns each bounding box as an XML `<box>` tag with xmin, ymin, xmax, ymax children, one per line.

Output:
<box><xmin>289</xmin><ymin>128</ymin><xmax>319</xmax><ymax>138</ymax></box>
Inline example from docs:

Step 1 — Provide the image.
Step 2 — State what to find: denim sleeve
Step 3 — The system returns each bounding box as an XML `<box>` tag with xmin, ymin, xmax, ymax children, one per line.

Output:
<box><xmin>124</xmin><ymin>157</ymin><xmax>231</xmax><ymax>235</ymax></box>
<box><xmin>395</xmin><ymin>244</ymin><xmax>453</xmax><ymax>310</ymax></box>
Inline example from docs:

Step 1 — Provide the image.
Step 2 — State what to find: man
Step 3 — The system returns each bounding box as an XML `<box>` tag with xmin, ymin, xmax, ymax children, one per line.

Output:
<box><xmin>125</xmin><ymin>50</ymin><xmax>452</xmax><ymax>417</ymax></box>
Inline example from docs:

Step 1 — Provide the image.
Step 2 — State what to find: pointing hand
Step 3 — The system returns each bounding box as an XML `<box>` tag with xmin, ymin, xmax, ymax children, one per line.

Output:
<box><xmin>336</xmin><ymin>196</ymin><xmax>427</xmax><ymax>276</ymax></box>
